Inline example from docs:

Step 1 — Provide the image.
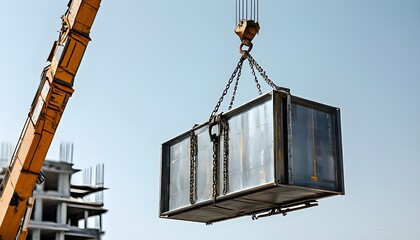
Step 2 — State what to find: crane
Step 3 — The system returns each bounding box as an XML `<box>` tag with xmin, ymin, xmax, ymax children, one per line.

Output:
<box><xmin>0</xmin><ymin>0</ymin><xmax>101</xmax><ymax>239</ymax></box>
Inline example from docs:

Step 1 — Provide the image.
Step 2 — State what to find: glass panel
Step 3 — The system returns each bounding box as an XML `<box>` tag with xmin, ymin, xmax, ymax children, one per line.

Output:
<box><xmin>169</xmin><ymin>138</ymin><xmax>190</xmax><ymax>210</ymax></box>
<box><xmin>291</xmin><ymin>104</ymin><xmax>338</xmax><ymax>191</ymax></box>
<box><xmin>227</xmin><ymin>100</ymin><xmax>274</xmax><ymax>193</ymax></box>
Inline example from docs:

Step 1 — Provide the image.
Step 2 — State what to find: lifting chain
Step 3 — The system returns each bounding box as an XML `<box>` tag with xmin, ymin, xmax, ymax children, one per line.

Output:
<box><xmin>211</xmin><ymin>134</ymin><xmax>219</xmax><ymax>203</ymax></box>
<box><xmin>208</xmin><ymin>114</ymin><xmax>230</xmax><ymax>203</ymax></box>
<box><xmin>208</xmin><ymin>114</ymin><xmax>221</xmax><ymax>203</ymax></box>
<box><xmin>207</xmin><ymin>50</ymin><xmax>286</xmax><ymax>205</ymax></box>
<box><xmin>189</xmin><ymin>128</ymin><xmax>198</xmax><ymax>204</ymax></box>
<box><xmin>207</xmin><ymin>14</ymin><xmax>288</xmax><ymax>201</ymax></box>
<box><xmin>228</xmin><ymin>60</ymin><xmax>243</xmax><ymax>111</ymax></box>
<box><xmin>209</xmin><ymin>55</ymin><xmax>246</xmax><ymax>120</ymax></box>
<box><xmin>209</xmin><ymin>53</ymin><xmax>285</xmax><ymax>121</ymax></box>
<box><xmin>248</xmin><ymin>55</ymin><xmax>263</xmax><ymax>95</ymax></box>
<box><xmin>246</xmin><ymin>53</ymin><xmax>289</xmax><ymax>92</ymax></box>
<box><xmin>221</xmin><ymin>117</ymin><xmax>229</xmax><ymax>195</ymax></box>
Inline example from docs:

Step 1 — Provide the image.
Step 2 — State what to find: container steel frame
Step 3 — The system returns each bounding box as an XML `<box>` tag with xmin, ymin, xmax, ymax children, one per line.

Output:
<box><xmin>160</xmin><ymin>90</ymin><xmax>344</xmax><ymax>224</ymax></box>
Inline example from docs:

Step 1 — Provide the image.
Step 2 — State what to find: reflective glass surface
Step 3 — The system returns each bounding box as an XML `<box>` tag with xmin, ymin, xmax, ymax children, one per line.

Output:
<box><xmin>165</xmin><ymin>92</ymin><xmax>342</xmax><ymax>213</ymax></box>
<box><xmin>291</xmin><ymin>104</ymin><xmax>338</xmax><ymax>191</ymax></box>
<box><xmin>169</xmin><ymin>138</ymin><xmax>189</xmax><ymax>210</ymax></box>
<box><xmin>227</xmin><ymin>100</ymin><xmax>274</xmax><ymax>193</ymax></box>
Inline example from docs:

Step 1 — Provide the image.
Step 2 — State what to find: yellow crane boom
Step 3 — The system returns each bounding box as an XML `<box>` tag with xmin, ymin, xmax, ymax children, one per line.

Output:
<box><xmin>0</xmin><ymin>0</ymin><xmax>101</xmax><ymax>239</ymax></box>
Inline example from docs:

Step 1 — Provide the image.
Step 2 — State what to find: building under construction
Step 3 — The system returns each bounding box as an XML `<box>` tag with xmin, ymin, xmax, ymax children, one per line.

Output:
<box><xmin>0</xmin><ymin>143</ymin><xmax>107</xmax><ymax>240</ymax></box>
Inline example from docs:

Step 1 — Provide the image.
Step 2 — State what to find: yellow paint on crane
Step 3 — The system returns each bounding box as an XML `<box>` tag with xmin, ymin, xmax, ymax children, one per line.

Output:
<box><xmin>0</xmin><ymin>0</ymin><xmax>101</xmax><ymax>239</ymax></box>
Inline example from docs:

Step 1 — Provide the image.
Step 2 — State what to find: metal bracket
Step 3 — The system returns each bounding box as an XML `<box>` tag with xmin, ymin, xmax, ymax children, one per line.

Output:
<box><xmin>208</xmin><ymin>114</ymin><xmax>223</xmax><ymax>142</ymax></box>
<box><xmin>37</xmin><ymin>171</ymin><xmax>46</xmax><ymax>185</ymax></box>
<box><xmin>251</xmin><ymin>201</ymin><xmax>319</xmax><ymax>220</ymax></box>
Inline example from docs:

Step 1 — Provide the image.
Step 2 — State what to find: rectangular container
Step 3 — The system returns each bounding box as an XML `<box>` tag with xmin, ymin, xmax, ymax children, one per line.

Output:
<box><xmin>160</xmin><ymin>90</ymin><xmax>344</xmax><ymax>224</ymax></box>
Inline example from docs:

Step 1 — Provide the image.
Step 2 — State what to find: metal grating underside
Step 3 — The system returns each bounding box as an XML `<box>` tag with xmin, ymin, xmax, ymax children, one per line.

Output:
<box><xmin>162</xmin><ymin>184</ymin><xmax>338</xmax><ymax>224</ymax></box>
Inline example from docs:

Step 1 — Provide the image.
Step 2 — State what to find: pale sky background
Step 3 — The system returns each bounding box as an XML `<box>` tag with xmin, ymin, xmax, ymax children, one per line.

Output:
<box><xmin>1</xmin><ymin>0</ymin><xmax>419</xmax><ymax>239</ymax></box>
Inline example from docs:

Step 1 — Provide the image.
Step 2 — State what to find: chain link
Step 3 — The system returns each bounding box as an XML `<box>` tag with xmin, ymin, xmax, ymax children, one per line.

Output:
<box><xmin>228</xmin><ymin>64</ymin><xmax>243</xmax><ymax>111</ymax></box>
<box><xmin>209</xmin><ymin>115</ymin><xmax>230</xmax><ymax>202</ymax></box>
<box><xmin>221</xmin><ymin>117</ymin><xmax>229</xmax><ymax>195</ymax></box>
<box><xmin>211</xmin><ymin>138</ymin><xmax>219</xmax><ymax>203</ymax></box>
<box><xmin>247</xmin><ymin>53</ymin><xmax>281</xmax><ymax>90</ymax></box>
<box><xmin>189</xmin><ymin>128</ymin><xmax>198</xmax><ymax>204</ymax></box>
<box><xmin>248</xmin><ymin>57</ymin><xmax>263</xmax><ymax>95</ymax></box>
<box><xmin>211</xmin><ymin>53</ymin><xmax>282</xmax><ymax>121</ymax></box>
<box><xmin>208</xmin><ymin>51</ymin><xmax>283</xmax><ymax>204</ymax></box>
<box><xmin>209</xmin><ymin>56</ymin><xmax>246</xmax><ymax>120</ymax></box>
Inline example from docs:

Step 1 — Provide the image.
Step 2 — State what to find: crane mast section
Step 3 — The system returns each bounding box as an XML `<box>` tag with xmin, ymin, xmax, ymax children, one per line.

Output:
<box><xmin>0</xmin><ymin>0</ymin><xmax>101</xmax><ymax>239</ymax></box>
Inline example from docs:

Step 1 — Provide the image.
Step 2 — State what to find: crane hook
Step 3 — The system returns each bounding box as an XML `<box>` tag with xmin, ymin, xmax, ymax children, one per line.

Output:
<box><xmin>235</xmin><ymin>19</ymin><xmax>260</xmax><ymax>55</ymax></box>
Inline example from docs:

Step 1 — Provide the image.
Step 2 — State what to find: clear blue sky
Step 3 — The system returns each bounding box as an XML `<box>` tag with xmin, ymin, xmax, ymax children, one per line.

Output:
<box><xmin>1</xmin><ymin>1</ymin><xmax>419</xmax><ymax>239</ymax></box>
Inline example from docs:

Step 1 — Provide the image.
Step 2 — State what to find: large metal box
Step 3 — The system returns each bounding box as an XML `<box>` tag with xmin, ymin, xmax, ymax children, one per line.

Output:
<box><xmin>160</xmin><ymin>90</ymin><xmax>344</xmax><ymax>224</ymax></box>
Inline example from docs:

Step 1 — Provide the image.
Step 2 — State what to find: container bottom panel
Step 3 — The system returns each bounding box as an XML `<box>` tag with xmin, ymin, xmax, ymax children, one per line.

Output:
<box><xmin>161</xmin><ymin>185</ymin><xmax>339</xmax><ymax>223</ymax></box>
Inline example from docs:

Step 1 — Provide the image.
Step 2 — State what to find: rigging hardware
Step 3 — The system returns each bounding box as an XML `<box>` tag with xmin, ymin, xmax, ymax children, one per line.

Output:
<box><xmin>209</xmin><ymin>53</ymin><xmax>286</xmax><ymax>121</ymax></box>
<box><xmin>206</xmin><ymin>0</ymin><xmax>288</xmax><ymax>205</ymax></box>
<box><xmin>235</xmin><ymin>0</ymin><xmax>260</xmax><ymax>54</ymax></box>
<box><xmin>235</xmin><ymin>20</ymin><xmax>260</xmax><ymax>54</ymax></box>
<box><xmin>160</xmin><ymin>1</ymin><xmax>344</xmax><ymax>224</ymax></box>
<box><xmin>189</xmin><ymin>127</ymin><xmax>198</xmax><ymax>204</ymax></box>
<box><xmin>251</xmin><ymin>201</ymin><xmax>319</xmax><ymax>220</ymax></box>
